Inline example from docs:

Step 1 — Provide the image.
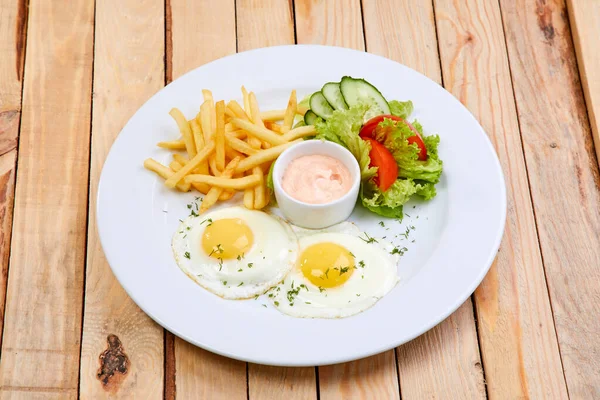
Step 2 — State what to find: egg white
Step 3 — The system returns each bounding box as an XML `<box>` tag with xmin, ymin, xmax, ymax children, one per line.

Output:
<box><xmin>172</xmin><ymin>206</ymin><xmax>298</xmax><ymax>299</ymax></box>
<box><xmin>268</xmin><ymin>227</ymin><xmax>400</xmax><ymax>318</ymax></box>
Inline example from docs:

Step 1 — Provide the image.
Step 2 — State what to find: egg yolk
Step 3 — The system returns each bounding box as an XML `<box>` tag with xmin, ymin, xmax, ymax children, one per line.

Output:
<box><xmin>299</xmin><ymin>242</ymin><xmax>354</xmax><ymax>288</ymax></box>
<box><xmin>202</xmin><ymin>218</ymin><xmax>254</xmax><ymax>260</ymax></box>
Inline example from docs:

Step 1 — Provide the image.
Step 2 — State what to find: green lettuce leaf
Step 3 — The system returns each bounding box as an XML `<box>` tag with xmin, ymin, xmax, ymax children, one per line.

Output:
<box><xmin>379</xmin><ymin>119</ymin><xmax>443</xmax><ymax>183</ymax></box>
<box><xmin>314</xmin><ymin>104</ymin><xmax>377</xmax><ymax>180</ymax></box>
<box><xmin>388</xmin><ymin>100</ymin><xmax>413</xmax><ymax>119</ymax></box>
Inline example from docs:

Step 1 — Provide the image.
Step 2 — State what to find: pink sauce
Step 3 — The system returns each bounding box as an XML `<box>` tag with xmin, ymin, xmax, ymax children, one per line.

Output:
<box><xmin>282</xmin><ymin>155</ymin><xmax>352</xmax><ymax>204</ymax></box>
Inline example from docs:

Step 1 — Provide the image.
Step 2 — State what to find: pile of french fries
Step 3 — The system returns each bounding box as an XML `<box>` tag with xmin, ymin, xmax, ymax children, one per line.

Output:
<box><xmin>144</xmin><ymin>87</ymin><xmax>315</xmax><ymax>213</ymax></box>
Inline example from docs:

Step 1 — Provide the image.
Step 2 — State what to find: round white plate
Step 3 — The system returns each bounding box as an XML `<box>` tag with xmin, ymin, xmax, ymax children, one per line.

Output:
<box><xmin>98</xmin><ymin>45</ymin><xmax>506</xmax><ymax>366</ymax></box>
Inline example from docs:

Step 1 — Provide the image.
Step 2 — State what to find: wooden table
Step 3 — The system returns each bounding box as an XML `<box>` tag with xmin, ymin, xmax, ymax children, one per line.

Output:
<box><xmin>1</xmin><ymin>0</ymin><xmax>599</xmax><ymax>398</ymax></box>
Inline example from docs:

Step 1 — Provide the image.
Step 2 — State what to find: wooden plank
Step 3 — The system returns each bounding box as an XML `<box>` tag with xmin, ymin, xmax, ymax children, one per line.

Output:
<box><xmin>77</xmin><ymin>1</ymin><xmax>165</xmax><ymax>398</ymax></box>
<box><xmin>362</xmin><ymin>1</ymin><xmax>485</xmax><ymax>398</ymax></box>
<box><xmin>499</xmin><ymin>0</ymin><xmax>600</xmax><ymax>397</ymax></box>
<box><xmin>235</xmin><ymin>2</ymin><xmax>317</xmax><ymax>398</ymax></box>
<box><xmin>295</xmin><ymin>0</ymin><xmax>364</xmax><ymax>50</ymax></box>
<box><xmin>0</xmin><ymin>0</ymin><xmax>27</xmax><ymax>351</ymax></box>
<box><xmin>567</xmin><ymin>0</ymin><xmax>600</xmax><ymax>166</ymax></box>
<box><xmin>0</xmin><ymin>0</ymin><xmax>95</xmax><ymax>398</ymax></box>
<box><xmin>294</xmin><ymin>2</ymin><xmax>400</xmax><ymax>398</ymax></box>
<box><xmin>236</xmin><ymin>0</ymin><xmax>295</xmax><ymax>49</ymax></box>
<box><xmin>432</xmin><ymin>0</ymin><xmax>569</xmax><ymax>398</ymax></box>
<box><xmin>168</xmin><ymin>1</ymin><xmax>246</xmax><ymax>398</ymax></box>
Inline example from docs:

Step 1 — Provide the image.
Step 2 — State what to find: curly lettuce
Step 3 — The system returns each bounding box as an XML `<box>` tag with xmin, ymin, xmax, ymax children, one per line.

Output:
<box><xmin>314</xmin><ymin>104</ymin><xmax>376</xmax><ymax>180</ymax></box>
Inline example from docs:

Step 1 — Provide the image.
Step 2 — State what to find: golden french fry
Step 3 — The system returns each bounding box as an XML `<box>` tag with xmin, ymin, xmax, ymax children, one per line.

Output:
<box><xmin>170</xmin><ymin>159</ymin><xmax>210</xmax><ymax>194</ymax></box>
<box><xmin>200</xmin><ymin>101</ymin><xmax>213</xmax><ymax>142</ymax></box>
<box><xmin>200</xmin><ymin>157</ymin><xmax>241</xmax><ymax>213</ymax></box>
<box><xmin>219</xmin><ymin>191</ymin><xmax>234</xmax><ymax>201</ymax></box>
<box><xmin>243</xmin><ymin>171</ymin><xmax>254</xmax><ymax>210</ymax></box>
<box><xmin>225</xmin><ymin>122</ymin><xmax>236</xmax><ymax>132</ymax></box>
<box><xmin>282</xmin><ymin>125</ymin><xmax>316</xmax><ymax>141</ymax></box>
<box><xmin>186</xmin><ymin>173</ymin><xmax>260</xmax><ymax>190</ymax></box>
<box><xmin>172</xmin><ymin>153</ymin><xmax>188</xmax><ymax>165</ymax></box>
<box><xmin>215</xmin><ymin>100</ymin><xmax>226</xmax><ymax>171</ymax></box>
<box><xmin>202</xmin><ymin>90</ymin><xmax>216</xmax><ymax>136</ymax></box>
<box><xmin>249</xmin><ymin>92</ymin><xmax>265</xmax><ymax>128</ymax></box>
<box><xmin>209</xmin><ymin>155</ymin><xmax>221</xmax><ymax>176</ymax></box>
<box><xmin>253</xmin><ymin>166</ymin><xmax>265</xmax><ymax>209</ymax></box>
<box><xmin>262</xmin><ymin>141</ymin><xmax>272</xmax><ymax>149</ymax></box>
<box><xmin>260</xmin><ymin>109</ymin><xmax>286</xmax><ymax>121</ymax></box>
<box><xmin>169</xmin><ymin>108</ymin><xmax>196</xmax><ymax>157</ymax></box>
<box><xmin>260</xmin><ymin>161</ymin><xmax>272</xmax><ymax>173</ymax></box>
<box><xmin>225</xmin><ymin>134</ymin><xmax>260</xmax><ymax>155</ymax></box>
<box><xmin>224</xmin><ymin>107</ymin><xmax>236</xmax><ymax>119</ymax></box>
<box><xmin>225</xmin><ymin>146</ymin><xmax>244</xmax><ymax>160</ymax></box>
<box><xmin>227</xmin><ymin>100</ymin><xmax>251</xmax><ymax>121</ymax></box>
<box><xmin>144</xmin><ymin>159</ymin><xmax>191</xmax><ymax>192</ymax></box>
<box><xmin>235</xmin><ymin>140</ymin><xmax>300</xmax><ymax>173</ymax></box>
<box><xmin>241</xmin><ymin>86</ymin><xmax>251</xmax><ymax>119</ymax></box>
<box><xmin>264</xmin><ymin>121</ymin><xmax>284</xmax><ymax>134</ymax></box>
<box><xmin>230</xmin><ymin>130</ymin><xmax>247</xmax><ymax>139</ymax></box>
<box><xmin>157</xmin><ymin>140</ymin><xmax>186</xmax><ymax>150</ymax></box>
<box><xmin>190</xmin><ymin>119</ymin><xmax>210</xmax><ymax>176</ymax></box>
<box><xmin>282</xmin><ymin>90</ymin><xmax>297</xmax><ymax>133</ymax></box>
<box><xmin>230</xmin><ymin>118</ymin><xmax>287</xmax><ymax>146</ymax></box>
<box><xmin>165</xmin><ymin>141</ymin><xmax>215</xmax><ymax>188</ymax></box>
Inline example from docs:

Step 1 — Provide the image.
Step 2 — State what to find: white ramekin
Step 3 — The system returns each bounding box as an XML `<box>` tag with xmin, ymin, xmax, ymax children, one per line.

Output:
<box><xmin>272</xmin><ymin>140</ymin><xmax>361</xmax><ymax>229</ymax></box>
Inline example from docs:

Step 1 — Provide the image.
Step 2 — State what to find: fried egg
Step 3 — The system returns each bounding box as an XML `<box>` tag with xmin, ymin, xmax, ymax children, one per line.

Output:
<box><xmin>268</xmin><ymin>222</ymin><xmax>400</xmax><ymax>318</ymax></box>
<box><xmin>172</xmin><ymin>206</ymin><xmax>298</xmax><ymax>299</ymax></box>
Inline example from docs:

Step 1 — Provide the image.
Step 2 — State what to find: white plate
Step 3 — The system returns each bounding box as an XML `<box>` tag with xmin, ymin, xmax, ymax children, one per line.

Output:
<box><xmin>98</xmin><ymin>45</ymin><xmax>506</xmax><ymax>366</ymax></box>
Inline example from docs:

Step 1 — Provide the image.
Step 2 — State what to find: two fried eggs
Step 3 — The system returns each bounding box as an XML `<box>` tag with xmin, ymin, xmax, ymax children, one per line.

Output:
<box><xmin>172</xmin><ymin>206</ymin><xmax>399</xmax><ymax>318</ymax></box>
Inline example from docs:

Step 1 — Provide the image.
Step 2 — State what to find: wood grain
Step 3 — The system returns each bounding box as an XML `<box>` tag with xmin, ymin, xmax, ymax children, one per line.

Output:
<box><xmin>295</xmin><ymin>0</ymin><xmax>364</xmax><ymax>50</ymax></box>
<box><xmin>0</xmin><ymin>0</ymin><xmax>94</xmax><ymax>398</ymax></box>
<box><xmin>0</xmin><ymin>0</ymin><xmax>27</xmax><ymax>352</ymax></box>
<box><xmin>77</xmin><ymin>1</ymin><xmax>165</xmax><ymax>398</ymax></box>
<box><xmin>499</xmin><ymin>0</ymin><xmax>600</xmax><ymax>397</ymax></box>
<box><xmin>432</xmin><ymin>0</ymin><xmax>569</xmax><ymax>397</ymax></box>
<box><xmin>294</xmin><ymin>1</ymin><xmax>401</xmax><ymax>397</ymax></box>
<box><xmin>168</xmin><ymin>1</ymin><xmax>246</xmax><ymax>398</ymax></box>
<box><xmin>235</xmin><ymin>2</ymin><xmax>318</xmax><ymax>398</ymax></box>
<box><xmin>362</xmin><ymin>1</ymin><xmax>485</xmax><ymax>398</ymax></box>
<box><xmin>567</xmin><ymin>0</ymin><xmax>600</xmax><ymax>166</ymax></box>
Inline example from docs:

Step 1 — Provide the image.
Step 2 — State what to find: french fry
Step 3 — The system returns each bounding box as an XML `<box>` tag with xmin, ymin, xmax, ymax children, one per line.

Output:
<box><xmin>200</xmin><ymin>157</ymin><xmax>241</xmax><ymax>213</ymax></box>
<box><xmin>169</xmin><ymin>160</ymin><xmax>182</xmax><ymax>171</ymax></box>
<box><xmin>200</xmin><ymin>101</ymin><xmax>213</xmax><ymax>142</ymax></box>
<box><xmin>165</xmin><ymin>141</ymin><xmax>215</xmax><ymax>188</ymax></box>
<box><xmin>260</xmin><ymin>109</ymin><xmax>286</xmax><ymax>121</ymax></box>
<box><xmin>225</xmin><ymin>122</ymin><xmax>236</xmax><ymax>132</ymax></box>
<box><xmin>230</xmin><ymin>130</ymin><xmax>247</xmax><ymax>139</ymax></box>
<box><xmin>230</xmin><ymin>118</ymin><xmax>287</xmax><ymax>146</ymax></box>
<box><xmin>253</xmin><ymin>166</ymin><xmax>265</xmax><ymax>209</ymax></box>
<box><xmin>225</xmin><ymin>134</ymin><xmax>260</xmax><ymax>155</ymax></box>
<box><xmin>215</xmin><ymin>101</ymin><xmax>226</xmax><ymax>170</ymax></box>
<box><xmin>243</xmin><ymin>171</ymin><xmax>254</xmax><ymax>210</ymax></box>
<box><xmin>282</xmin><ymin>125</ymin><xmax>316</xmax><ymax>141</ymax></box>
<box><xmin>219</xmin><ymin>191</ymin><xmax>235</xmax><ymax>201</ymax></box>
<box><xmin>227</xmin><ymin>100</ymin><xmax>251</xmax><ymax>121</ymax></box>
<box><xmin>224</xmin><ymin>107</ymin><xmax>236</xmax><ymax>119</ymax></box>
<box><xmin>171</xmin><ymin>154</ymin><xmax>211</xmax><ymax>194</ymax></box>
<box><xmin>190</xmin><ymin>119</ymin><xmax>210</xmax><ymax>177</ymax></box>
<box><xmin>169</xmin><ymin>108</ymin><xmax>196</xmax><ymax>157</ymax></box>
<box><xmin>262</xmin><ymin>141</ymin><xmax>272</xmax><ymax>149</ymax></box>
<box><xmin>144</xmin><ymin>158</ymin><xmax>191</xmax><ymax>192</ymax></box>
<box><xmin>185</xmin><ymin>173</ymin><xmax>260</xmax><ymax>190</ymax></box>
<box><xmin>282</xmin><ymin>90</ymin><xmax>297</xmax><ymax>133</ymax></box>
<box><xmin>225</xmin><ymin>146</ymin><xmax>244</xmax><ymax>160</ymax></box>
<box><xmin>209</xmin><ymin>156</ymin><xmax>221</xmax><ymax>176</ymax></box>
<box><xmin>249</xmin><ymin>92</ymin><xmax>265</xmax><ymax>128</ymax></box>
<box><xmin>241</xmin><ymin>86</ymin><xmax>251</xmax><ymax>119</ymax></box>
<box><xmin>157</xmin><ymin>140</ymin><xmax>186</xmax><ymax>150</ymax></box>
<box><xmin>202</xmin><ymin>89</ymin><xmax>216</xmax><ymax>137</ymax></box>
<box><xmin>234</xmin><ymin>140</ymin><xmax>300</xmax><ymax>173</ymax></box>
<box><xmin>264</xmin><ymin>121</ymin><xmax>285</xmax><ymax>134</ymax></box>
<box><xmin>172</xmin><ymin>153</ymin><xmax>188</xmax><ymax>165</ymax></box>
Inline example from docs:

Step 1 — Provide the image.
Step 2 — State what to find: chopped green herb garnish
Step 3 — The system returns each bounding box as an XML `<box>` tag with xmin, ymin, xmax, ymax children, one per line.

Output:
<box><xmin>379</xmin><ymin>221</ymin><xmax>385</xmax><ymax>227</ymax></box>
<box><xmin>274</xmin><ymin>301</ymin><xmax>280</xmax><ymax>306</ymax></box>
<box><xmin>349</xmin><ymin>252</ymin><xmax>355</xmax><ymax>258</ymax></box>
<box><xmin>358</xmin><ymin>260</ymin><xmax>366</xmax><ymax>268</ymax></box>
<box><xmin>339</xmin><ymin>266</ymin><xmax>350</xmax><ymax>275</ymax></box>
<box><xmin>237</xmin><ymin>282</ymin><xmax>243</xmax><ymax>287</ymax></box>
<box><xmin>223</xmin><ymin>281</ymin><xmax>227</xmax><ymax>286</ymax></box>
<box><xmin>318</xmin><ymin>286</ymin><xmax>326</xmax><ymax>293</ymax></box>
<box><xmin>184</xmin><ymin>252</ymin><xmax>190</xmax><ymax>259</ymax></box>
<box><xmin>359</xmin><ymin>232</ymin><xmax>378</xmax><ymax>244</ymax></box>
<box><xmin>247</xmin><ymin>262</ymin><xmax>253</xmax><ymax>268</ymax></box>
<box><xmin>324</xmin><ymin>268</ymin><xmax>330</xmax><ymax>278</ymax></box>
<box><xmin>238</xmin><ymin>268</ymin><xmax>243</xmax><ymax>272</ymax></box>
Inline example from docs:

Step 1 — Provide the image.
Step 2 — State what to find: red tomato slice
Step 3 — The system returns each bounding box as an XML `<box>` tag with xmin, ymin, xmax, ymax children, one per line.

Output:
<box><xmin>365</xmin><ymin>138</ymin><xmax>398</xmax><ymax>192</ymax></box>
<box><xmin>359</xmin><ymin>115</ymin><xmax>428</xmax><ymax>161</ymax></box>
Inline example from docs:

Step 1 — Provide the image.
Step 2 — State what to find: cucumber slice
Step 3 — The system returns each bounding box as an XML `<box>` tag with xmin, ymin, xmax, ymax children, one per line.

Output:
<box><xmin>309</xmin><ymin>92</ymin><xmax>334</xmax><ymax>119</ymax></box>
<box><xmin>304</xmin><ymin>110</ymin><xmax>319</xmax><ymax>125</ymax></box>
<box><xmin>339</xmin><ymin>76</ymin><xmax>390</xmax><ymax>115</ymax></box>
<box><xmin>321</xmin><ymin>82</ymin><xmax>348</xmax><ymax>110</ymax></box>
